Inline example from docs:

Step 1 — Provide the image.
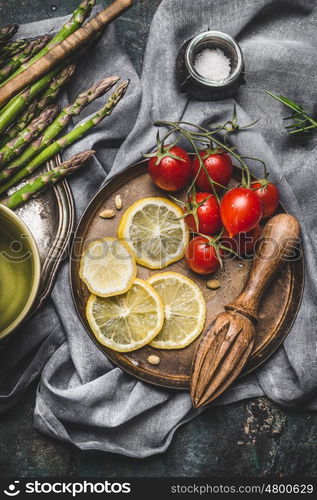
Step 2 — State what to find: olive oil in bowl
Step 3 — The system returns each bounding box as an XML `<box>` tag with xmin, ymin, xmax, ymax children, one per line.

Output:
<box><xmin>0</xmin><ymin>206</ymin><xmax>40</xmax><ymax>339</ymax></box>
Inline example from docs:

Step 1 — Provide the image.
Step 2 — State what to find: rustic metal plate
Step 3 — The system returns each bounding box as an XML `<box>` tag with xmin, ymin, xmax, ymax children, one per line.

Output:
<box><xmin>13</xmin><ymin>154</ymin><xmax>74</xmax><ymax>315</ymax></box>
<box><xmin>70</xmin><ymin>160</ymin><xmax>304</xmax><ymax>389</ymax></box>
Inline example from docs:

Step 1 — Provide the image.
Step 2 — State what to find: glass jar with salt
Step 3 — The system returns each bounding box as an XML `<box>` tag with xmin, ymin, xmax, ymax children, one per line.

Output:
<box><xmin>176</xmin><ymin>31</ymin><xmax>245</xmax><ymax>100</ymax></box>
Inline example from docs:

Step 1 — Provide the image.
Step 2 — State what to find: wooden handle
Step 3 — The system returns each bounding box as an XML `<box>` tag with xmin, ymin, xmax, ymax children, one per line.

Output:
<box><xmin>226</xmin><ymin>214</ymin><xmax>300</xmax><ymax>321</ymax></box>
<box><xmin>0</xmin><ymin>0</ymin><xmax>133</xmax><ymax>107</ymax></box>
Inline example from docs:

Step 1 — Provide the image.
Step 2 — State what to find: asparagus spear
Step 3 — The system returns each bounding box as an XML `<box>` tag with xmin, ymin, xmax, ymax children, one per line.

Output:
<box><xmin>0</xmin><ymin>64</ymin><xmax>76</xmax><ymax>146</ymax></box>
<box><xmin>0</xmin><ymin>25</ymin><xmax>18</xmax><ymax>44</ymax></box>
<box><xmin>1</xmin><ymin>150</ymin><xmax>95</xmax><ymax>210</ymax></box>
<box><xmin>0</xmin><ymin>75</ymin><xmax>119</xmax><ymax>182</ymax></box>
<box><xmin>0</xmin><ymin>81</ymin><xmax>128</xmax><ymax>194</ymax></box>
<box><xmin>0</xmin><ymin>100</ymin><xmax>39</xmax><ymax>149</ymax></box>
<box><xmin>0</xmin><ymin>38</ymin><xmax>30</xmax><ymax>65</ymax></box>
<box><xmin>0</xmin><ymin>105</ymin><xmax>60</xmax><ymax>168</ymax></box>
<box><xmin>0</xmin><ymin>35</ymin><xmax>53</xmax><ymax>84</ymax></box>
<box><xmin>1</xmin><ymin>0</ymin><xmax>95</xmax><ymax>87</ymax></box>
<box><xmin>0</xmin><ymin>65</ymin><xmax>61</xmax><ymax>134</ymax></box>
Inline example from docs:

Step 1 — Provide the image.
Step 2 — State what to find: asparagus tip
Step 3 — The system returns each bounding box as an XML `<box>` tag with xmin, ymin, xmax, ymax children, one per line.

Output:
<box><xmin>62</xmin><ymin>149</ymin><xmax>96</xmax><ymax>168</ymax></box>
<box><xmin>0</xmin><ymin>24</ymin><xmax>19</xmax><ymax>35</ymax></box>
<box><xmin>73</xmin><ymin>149</ymin><xmax>96</xmax><ymax>161</ymax></box>
<box><xmin>87</xmin><ymin>75</ymin><xmax>121</xmax><ymax>98</ymax></box>
<box><xmin>116</xmin><ymin>80</ymin><xmax>130</xmax><ymax>96</ymax></box>
<box><xmin>55</xmin><ymin>149</ymin><xmax>95</xmax><ymax>176</ymax></box>
<box><xmin>64</xmin><ymin>63</ymin><xmax>77</xmax><ymax>76</ymax></box>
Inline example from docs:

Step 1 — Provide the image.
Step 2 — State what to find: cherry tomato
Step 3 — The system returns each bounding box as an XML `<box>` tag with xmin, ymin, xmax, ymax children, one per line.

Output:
<box><xmin>192</xmin><ymin>149</ymin><xmax>233</xmax><ymax>192</ymax></box>
<box><xmin>148</xmin><ymin>145</ymin><xmax>192</xmax><ymax>192</ymax></box>
<box><xmin>251</xmin><ymin>180</ymin><xmax>279</xmax><ymax>217</ymax></box>
<box><xmin>221</xmin><ymin>225</ymin><xmax>261</xmax><ymax>256</ymax></box>
<box><xmin>184</xmin><ymin>192</ymin><xmax>222</xmax><ymax>235</ymax></box>
<box><xmin>220</xmin><ymin>187</ymin><xmax>263</xmax><ymax>237</ymax></box>
<box><xmin>185</xmin><ymin>236</ymin><xmax>222</xmax><ymax>274</ymax></box>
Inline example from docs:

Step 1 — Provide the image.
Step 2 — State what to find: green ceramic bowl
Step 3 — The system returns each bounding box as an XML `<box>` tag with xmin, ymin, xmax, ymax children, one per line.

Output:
<box><xmin>0</xmin><ymin>205</ymin><xmax>41</xmax><ymax>340</ymax></box>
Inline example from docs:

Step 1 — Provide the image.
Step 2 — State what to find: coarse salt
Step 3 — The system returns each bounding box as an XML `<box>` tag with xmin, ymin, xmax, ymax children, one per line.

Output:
<box><xmin>194</xmin><ymin>48</ymin><xmax>231</xmax><ymax>82</ymax></box>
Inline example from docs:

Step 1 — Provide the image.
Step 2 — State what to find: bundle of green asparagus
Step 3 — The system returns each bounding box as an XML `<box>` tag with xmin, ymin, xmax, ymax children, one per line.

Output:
<box><xmin>0</xmin><ymin>0</ymin><xmax>131</xmax><ymax>210</ymax></box>
<box><xmin>0</xmin><ymin>79</ymin><xmax>128</xmax><ymax>194</ymax></box>
<box><xmin>0</xmin><ymin>64</ymin><xmax>76</xmax><ymax>147</ymax></box>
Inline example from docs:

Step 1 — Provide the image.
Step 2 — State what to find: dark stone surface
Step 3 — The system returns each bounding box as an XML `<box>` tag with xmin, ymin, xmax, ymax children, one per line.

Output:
<box><xmin>0</xmin><ymin>386</ymin><xmax>317</xmax><ymax>477</ymax></box>
<box><xmin>0</xmin><ymin>0</ymin><xmax>316</xmax><ymax>478</ymax></box>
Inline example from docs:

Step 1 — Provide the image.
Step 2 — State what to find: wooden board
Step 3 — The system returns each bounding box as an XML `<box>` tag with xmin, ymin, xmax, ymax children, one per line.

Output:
<box><xmin>70</xmin><ymin>161</ymin><xmax>304</xmax><ymax>389</ymax></box>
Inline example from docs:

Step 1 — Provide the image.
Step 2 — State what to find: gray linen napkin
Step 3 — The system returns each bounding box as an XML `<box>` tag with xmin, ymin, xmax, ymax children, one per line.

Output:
<box><xmin>0</xmin><ymin>0</ymin><xmax>316</xmax><ymax>457</ymax></box>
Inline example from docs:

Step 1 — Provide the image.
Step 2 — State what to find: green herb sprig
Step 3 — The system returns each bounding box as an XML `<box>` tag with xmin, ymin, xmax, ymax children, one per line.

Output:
<box><xmin>266</xmin><ymin>91</ymin><xmax>317</xmax><ymax>137</ymax></box>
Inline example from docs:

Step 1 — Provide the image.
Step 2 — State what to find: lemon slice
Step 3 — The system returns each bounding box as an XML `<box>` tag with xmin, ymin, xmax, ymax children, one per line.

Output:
<box><xmin>79</xmin><ymin>237</ymin><xmax>136</xmax><ymax>297</ymax></box>
<box><xmin>86</xmin><ymin>278</ymin><xmax>164</xmax><ymax>352</ymax></box>
<box><xmin>118</xmin><ymin>197</ymin><xmax>189</xmax><ymax>269</ymax></box>
<box><xmin>147</xmin><ymin>272</ymin><xmax>206</xmax><ymax>349</ymax></box>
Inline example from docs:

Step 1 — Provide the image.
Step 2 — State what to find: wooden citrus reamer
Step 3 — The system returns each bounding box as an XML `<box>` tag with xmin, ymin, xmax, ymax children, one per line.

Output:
<box><xmin>0</xmin><ymin>0</ymin><xmax>134</xmax><ymax>107</ymax></box>
<box><xmin>191</xmin><ymin>213</ymin><xmax>300</xmax><ymax>408</ymax></box>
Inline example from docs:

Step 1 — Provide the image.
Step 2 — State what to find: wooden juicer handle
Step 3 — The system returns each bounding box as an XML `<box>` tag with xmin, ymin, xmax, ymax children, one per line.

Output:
<box><xmin>226</xmin><ymin>213</ymin><xmax>300</xmax><ymax>322</ymax></box>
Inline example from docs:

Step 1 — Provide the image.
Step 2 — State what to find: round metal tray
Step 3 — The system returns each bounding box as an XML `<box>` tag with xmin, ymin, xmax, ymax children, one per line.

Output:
<box><xmin>70</xmin><ymin>160</ymin><xmax>304</xmax><ymax>389</ymax></box>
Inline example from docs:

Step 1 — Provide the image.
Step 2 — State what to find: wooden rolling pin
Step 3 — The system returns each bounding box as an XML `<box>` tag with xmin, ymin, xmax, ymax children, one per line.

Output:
<box><xmin>191</xmin><ymin>213</ymin><xmax>300</xmax><ymax>408</ymax></box>
<box><xmin>0</xmin><ymin>0</ymin><xmax>134</xmax><ymax>107</ymax></box>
